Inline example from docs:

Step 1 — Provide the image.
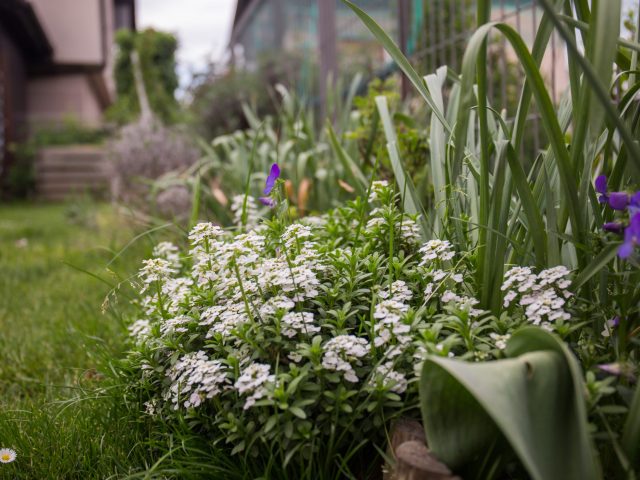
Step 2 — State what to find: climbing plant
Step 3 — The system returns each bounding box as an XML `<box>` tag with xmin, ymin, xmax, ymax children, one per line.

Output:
<box><xmin>107</xmin><ymin>28</ymin><xmax>180</xmax><ymax>124</ymax></box>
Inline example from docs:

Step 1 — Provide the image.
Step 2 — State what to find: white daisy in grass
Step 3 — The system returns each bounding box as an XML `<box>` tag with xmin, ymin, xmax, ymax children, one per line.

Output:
<box><xmin>0</xmin><ymin>448</ymin><xmax>16</xmax><ymax>463</ymax></box>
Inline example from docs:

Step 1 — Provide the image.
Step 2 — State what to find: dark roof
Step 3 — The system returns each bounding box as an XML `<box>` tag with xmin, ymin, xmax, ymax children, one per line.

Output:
<box><xmin>0</xmin><ymin>0</ymin><xmax>52</xmax><ymax>60</ymax></box>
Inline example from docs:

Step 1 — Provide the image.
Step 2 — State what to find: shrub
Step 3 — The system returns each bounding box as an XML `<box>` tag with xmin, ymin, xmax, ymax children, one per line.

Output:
<box><xmin>188</xmin><ymin>54</ymin><xmax>302</xmax><ymax>140</ymax></box>
<box><xmin>109</xmin><ymin>121</ymin><xmax>200</xmax><ymax>210</ymax></box>
<box><xmin>108</xmin><ymin>29</ymin><xmax>180</xmax><ymax>124</ymax></box>
<box><xmin>118</xmin><ymin>179</ymin><xmax>582</xmax><ymax>478</ymax></box>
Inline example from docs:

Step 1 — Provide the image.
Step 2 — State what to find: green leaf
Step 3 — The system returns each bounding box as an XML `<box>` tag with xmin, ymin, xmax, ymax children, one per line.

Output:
<box><xmin>375</xmin><ymin>95</ymin><xmax>427</xmax><ymax>238</ymax></box>
<box><xmin>622</xmin><ymin>381</ymin><xmax>640</xmax><ymax>469</ymax></box>
<box><xmin>326</xmin><ymin>121</ymin><xmax>367</xmax><ymax>194</ymax></box>
<box><xmin>342</xmin><ymin>0</ymin><xmax>450</xmax><ymax>133</ymax></box>
<box><xmin>505</xmin><ymin>145</ymin><xmax>547</xmax><ymax>267</ymax></box>
<box><xmin>420</xmin><ymin>327</ymin><xmax>600</xmax><ymax>480</ymax></box>
<box><xmin>289</xmin><ymin>407</ymin><xmax>307</xmax><ymax>419</ymax></box>
<box><xmin>571</xmin><ymin>243</ymin><xmax>619</xmax><ymax>291</ymax></box>
<box><xmin>586</xmin><ymin>0</ymin><xmax>621</xmax><ymax>136</ymax></box>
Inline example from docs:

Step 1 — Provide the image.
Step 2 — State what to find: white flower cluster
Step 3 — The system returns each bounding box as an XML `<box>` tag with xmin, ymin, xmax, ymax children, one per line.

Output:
<box><xmin>365</xmin><ymin>207</ymin><xmax>422</xmax><ymax>246</ymax></box>
<box><xmin>489</xmin><ymin>332</ymin><xmax>511</xmax><ymax>350</ymax></box>
<box><xmin>419</xmin><ymin>240</ymin><xmax>455</xmax><ymax>265</ymax></box>
<box><xmin>188</xmin><ymin>222</ymin><xmax>224</xmax><ymax>248</ymax></box>
<box><xmin>201</xmin><ymin>304</ymin><xmax>249</xmax><ymax>338</ymax></box>
<box><xmin>281</xmin><ymin>311</ymin><xmax>320</xmax><ymax>338</ymax></box>
<box><xmin>399</xmin><ymin>217</ymin><xmax>422</xmax><ymax>245</ymax></box>
<box><xmin>230</xmin><ymin>194</ymin><xmax>260</xmax><ymax>229</ymax></box>
<box><xmin>160</xmin><ymin>315</ymin><xmax>192</xmax><ymax>336</ymax></box>
<box><xmin>374</xmin><ymin>281</ymin><xmax>413</xmax><ymax>351</ymax></box>
<box><xmin>235</xmin><ymin>363</ymin><xmax>275</xmax><ymax>409</ymax></box>
<box><xmin>153</xmin><ymin>241</ymin><xmax>181</xmax><ymax>268</ymax></box>
<box><xmin>322</xmin><ymin>335</ymin><xmax>368</xmax><ymax>382</ymax></box>
<box><xmin>167</xmin><ymin>351</ymin><xmax>228</xmax><ymax>409</ymax></box>
<box><xmin>129</xmin><ymin>319</ymin><xmax>152</xmax><ymax>343</ymax></box>
<box><xmin>368</xmin><ymin>180</ymin><xmax>389</xmax><ymax>203</ymax></box>
<box><xmin>139</xmin><ymin>258</ymin><xmax>177</xmax><ymax>287</ymax></box>
<box><xmin>441</xmin><ymin>290</ymin><xmax>483</xmax><ymax>317</ymax></box>
<box><xmin>368</xmin><ymin>362</ymin><xmax>408</xmax><ymax>394</ymax></box>
<box><xmin>502</xmin><ymin>266</ymin><xmax>572</xmax><ymax>328</ymax></box>
<box><xmin>282</xmin><ymin>224</ymin><xmax>312</xmax><ymax>249</ymax></box>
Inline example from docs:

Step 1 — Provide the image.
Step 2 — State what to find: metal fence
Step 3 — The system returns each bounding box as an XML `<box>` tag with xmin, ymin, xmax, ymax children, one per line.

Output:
<box><xmin>230</xmin><ymin>0</ymin><xmax>640</xmax><ymax>151</ymax></box>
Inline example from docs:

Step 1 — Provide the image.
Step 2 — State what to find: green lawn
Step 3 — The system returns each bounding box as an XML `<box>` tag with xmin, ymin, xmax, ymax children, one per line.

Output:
<box><xmin>0</xmin><ymin>202</ymin><xmax>151</xmax><ymax>479</ymax></box>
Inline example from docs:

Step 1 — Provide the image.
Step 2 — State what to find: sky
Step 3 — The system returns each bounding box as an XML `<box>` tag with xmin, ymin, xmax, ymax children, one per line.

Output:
<box><xmin>137</xmin><ymin>0</ymin><xmax>236</xmax><ymax>92</ymax></box>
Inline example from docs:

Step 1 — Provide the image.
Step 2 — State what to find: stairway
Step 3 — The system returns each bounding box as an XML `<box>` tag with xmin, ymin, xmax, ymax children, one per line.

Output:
<box><xmin>36</xmin><ymin>145</ymin><xmax>113</xmax><ymax>201</ymax></box>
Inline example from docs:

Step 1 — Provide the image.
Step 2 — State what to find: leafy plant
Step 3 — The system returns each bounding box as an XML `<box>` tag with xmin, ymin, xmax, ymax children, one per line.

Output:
<box><xmin>345</xmin><ymin>0</ymin><xmax>640</xmax><ymax>476</ymax></box>
<box><xmin>420</xmin><ymin>327</ymin><xmax>598</xmax><ymax>480</ymax></box>
<box><xmin>115</xmin><ymin>178</ymin><xmax>573</xmax><ymax>478</ymax></box>
<box><xmin>108</xmin><ymin>28</ymin><xmax>180</xmax><ymax>124</ymax></box>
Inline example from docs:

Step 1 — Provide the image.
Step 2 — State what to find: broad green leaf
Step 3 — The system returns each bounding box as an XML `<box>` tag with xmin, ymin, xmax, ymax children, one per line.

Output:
<box><xmin>420</xmin><ymin>327</ymin><xmax>600</xmax><ymax>480</ymax></box>
<box><xmin>424</xmin><ymin>67</ymin><xmax>448</xmax><ymax>235</ymax></box>
<box><xmin>622</xmin><ymin>382</ymin><xmax>640</xmax><ymax>470</ymax></box>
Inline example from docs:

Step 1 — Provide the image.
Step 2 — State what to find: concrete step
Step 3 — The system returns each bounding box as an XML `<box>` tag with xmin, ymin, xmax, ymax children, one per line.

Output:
<box><xmin>37</xmin><ymin>171</ymin><xmax>112</xmax><ymax>184</ymax></box>
<box><xmin>35</xmin><ymin>145</ymin><xmax>112</xmax><ymax>201</ymax></box>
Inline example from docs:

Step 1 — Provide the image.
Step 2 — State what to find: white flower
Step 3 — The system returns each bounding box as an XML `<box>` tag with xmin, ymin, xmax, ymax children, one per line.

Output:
<box><xmin>129</xmin><ymin>319</ymin><xmax>152</xmax><ymax>343</ymax></box>
<box><xmin>188</xmin><ymin>222</ymin><xmax>224</xmax><ymax>247</ymax></box>
<box><xmin>144</xmin><ymin>399</ymin><xmax>159</xmax><ymax>416</ymax></box>
<box><xmin>0</xmin><ymin>448</ymin><xmax>16</xmax><ymax>464</ymax></box>
<box><xmin>139</xmin><ymin>258</ymin><xmax>177</xmax><ymax>285</ymax></box>
<box><xmin>153</xmin><ymin>241</ymin><xmax>181</xmax><ymax>268</ymax></box>
<box><xmin>322</xmin><ymin>335</ymin><xmax>368</xmax><ymax>382</ymax></box>
<box><xmin>281</xmin><ymin>311</ymin><xmax>320</xmax><ymax>337</ymax></box>
<box><xmin>259</xmin><ymin>296</ymin><xmax>295</xmax><ymax>317</ymax></box>
<box><xmin>230</xmin><ymin>195</ymin><xmax>260</xmax><ymax>229</ymax></box>
<box><xmin>368</xmin><ymin>362</ymin><xmax>408</xmax><ymax>394</ymax></box>
<box><xmin>419</xmin><ymin>240</ymin><xmax>455</xmax><ymax>265</ymax></box>
<box><xmin>368</xmin><ymin>180</ymin><xmax>389</xmax><ymax>203</ymax></box>
<box><xmin>490</xmin><ymin>333</ymin><xmax>511</xmax><ymax>350</ymax></box>
<box><xmin>235</xmin><ymin>363</ymin><xmax>275</xmax><ymax>409</ymax></box>
<box><xmin>502</xmin><ymin>265</ymin><xmax>573</xmax><ymax>326</ymax></box>
<box><xmin>378</xmin><ymin>280</ymin><xmax>412</xmax><ymax>303</ymax></box>
<box><xmin>282</xmin><ymin>224</ymin><xmax>312</xmax><ymax>249</ymax></box>
<box><xmin>201</xmin><ymin>303</ymin><xmax>248</xmax><ymax>338</ymax></box>
<box><xmin>288</xmin><ymin>351</ymin><xmax>303</xmax><ymax>363</ymax></box>
<box><xmin>167</xmin><ymin>351</ymin><xmax>228</xmax><ymax>409</ymax></box>
<box><xmin>399</xmin><ymin>217</ymin><xmax>422</xmax><ymax>245</ymax></box>
<box><xmin>160</xmin><ymin>315</ymin><xmax>192</xmax><ymax>336</ymax></box>
<box><xmin>441</xmin><ymin>290</ymin><xmax>459</xmax><ymax>303</ymax></box>
<box><xmin>162</xmin><ymin>277</ymin><xmax>193</xmax><ymax>314</ymax></box>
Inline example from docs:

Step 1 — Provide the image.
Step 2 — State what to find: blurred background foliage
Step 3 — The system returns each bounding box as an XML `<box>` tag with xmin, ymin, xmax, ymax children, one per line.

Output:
<box><xmin>107</xmin><ymin>28</ymin><xmax>180</xmax><ymax>125</ymax></box>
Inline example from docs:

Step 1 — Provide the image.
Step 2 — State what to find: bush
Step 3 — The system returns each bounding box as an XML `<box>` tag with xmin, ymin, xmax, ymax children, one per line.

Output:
<box><xmin>117</xmin><ymin>180</ymin><xmax>581</xmax><ymax>478</ymax></box>
<box><xmin>188</xmin><ymin>54</ymin><xmax>302</xmax><ymax>140</ymax></box>
<box><xmin>109</xmin><ymin>121</ymin><xmax>200</xmax><ymax>210</ymax></box>
<box><xmin>108</xmin><ymin>29</ymin><xmax>180</xmax><ymax>124</ymax></box>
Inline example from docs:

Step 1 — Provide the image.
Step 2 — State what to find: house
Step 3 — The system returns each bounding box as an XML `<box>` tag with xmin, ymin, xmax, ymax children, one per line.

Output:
<box><xmin>0</xmin><ymin>0</ymin><xmax>136</xmax><ymax>191</ymax></box>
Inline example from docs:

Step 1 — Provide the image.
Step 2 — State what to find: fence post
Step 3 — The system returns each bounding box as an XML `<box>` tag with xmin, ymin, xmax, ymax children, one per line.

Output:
<box><xmin>318</xmin><ymin>0</ymin><xmax>337</xmax><ymax>120</ymax></box>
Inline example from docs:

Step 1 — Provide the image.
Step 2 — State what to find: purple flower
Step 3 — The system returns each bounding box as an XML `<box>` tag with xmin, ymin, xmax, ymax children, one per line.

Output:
<box><xmin>619</xmin><ymin>212</ymin><xmax>640</xmax><ymax>258</ymax></box>
<box><xmin>630</xmin><ymin>191</ymin><xmax>640</xmax><ymax>216</ymax></box>
<box><xmin>263</xmin><ymin>163</ymin><xmax>280</xmax><ymax>195</ymax></box>
<box><xmin>608</xmin><ymin>192</ymin><xmax>630</xmax><ymax>211</ymax></box>
<box><xmin>595</xmin><ymin>175</ymin><xmax>608</xmax><ymax>203</ymax></box>
<box><xmin>603</xmin><ymin>222</ymin><xmax>624</xmax><ymax>234</ymax></box>
<box><xmin>259</xmin><ymin>197</ymin><xmax>276</xmax><ymax>207</ymax></box>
